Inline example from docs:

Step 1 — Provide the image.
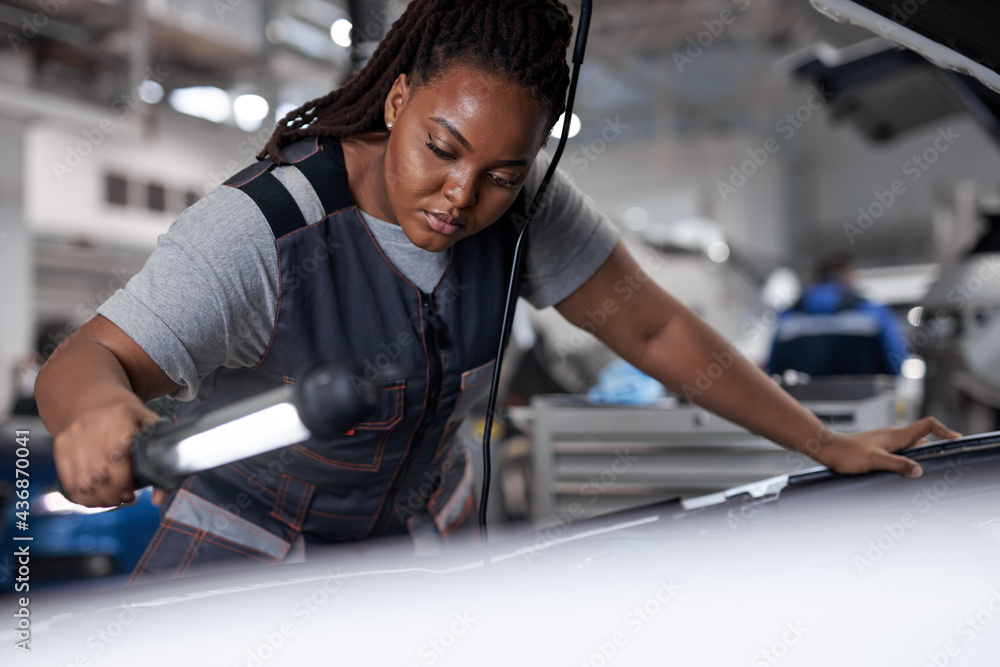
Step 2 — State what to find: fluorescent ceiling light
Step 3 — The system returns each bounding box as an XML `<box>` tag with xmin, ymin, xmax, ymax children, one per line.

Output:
<box><xmin>169</xmin><ymin>86</ymin><xmax>231</xmax><ymax>123</ymax></box>
<box><xmin>551</xmin><ymin>112</ymin><xmax>581</xmax><ymax>138</ymax></box>
<box><xmin>331</xmin><ymin>18</ymin><xmax>352</xmax><ymax>47</ymax></box>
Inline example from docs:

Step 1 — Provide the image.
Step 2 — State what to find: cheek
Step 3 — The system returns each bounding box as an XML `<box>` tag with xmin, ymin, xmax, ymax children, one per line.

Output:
<box><xmin>388</xmin><ymin>143</ymin><xmax>440</xmax><ymax>199</ymax></box>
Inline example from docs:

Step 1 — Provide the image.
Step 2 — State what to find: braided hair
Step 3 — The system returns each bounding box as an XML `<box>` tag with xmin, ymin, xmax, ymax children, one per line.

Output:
<box><xmin>258</xmin><ymin>0</ymin><xmax>573</xmax><ymax>163</ymax></box>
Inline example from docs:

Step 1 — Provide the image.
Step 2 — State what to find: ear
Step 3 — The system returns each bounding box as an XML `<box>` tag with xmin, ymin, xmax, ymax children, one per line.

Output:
<box><xmin>384</xmin><ymin>73</ymin><xmax>411</xmax><ymax>128</ymax></box>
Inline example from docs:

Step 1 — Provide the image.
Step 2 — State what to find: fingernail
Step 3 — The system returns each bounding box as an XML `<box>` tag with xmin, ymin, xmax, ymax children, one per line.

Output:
<box><xmin>909</xmin><ymin>466</ymin><xmax>923</xmax><ymax>479</ymax></box>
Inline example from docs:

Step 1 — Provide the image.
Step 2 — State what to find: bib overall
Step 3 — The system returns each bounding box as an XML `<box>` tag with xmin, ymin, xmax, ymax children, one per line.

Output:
<box><xmin>129</xmin><ymin>137</ymin><xmax>526</xmax><ymax>584</ymax></box>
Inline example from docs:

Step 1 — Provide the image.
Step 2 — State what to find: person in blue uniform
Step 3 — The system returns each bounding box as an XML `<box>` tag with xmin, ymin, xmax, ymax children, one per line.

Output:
<box><xmin>769</xmin><ymin>253</ymin><xmax>910</xmax><ymax>377</ymax></box>
<box><xmin>35</xmin><ymin>0</ymin><xmax>957</xmax><ymax>583</ymax></box>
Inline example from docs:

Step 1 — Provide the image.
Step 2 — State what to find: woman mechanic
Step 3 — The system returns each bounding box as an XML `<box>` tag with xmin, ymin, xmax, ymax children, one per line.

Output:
<box><xmin>35</xmin><ymin>0</ymin><xmax>957</xmax><ymax>584</ymax></box>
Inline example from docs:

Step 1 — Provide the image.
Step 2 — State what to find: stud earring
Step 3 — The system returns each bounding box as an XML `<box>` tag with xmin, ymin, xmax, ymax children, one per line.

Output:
<box><xmin>386</xmin><ymin>122</ymin><xmax>394</xmax><ymax>130</ymax></box>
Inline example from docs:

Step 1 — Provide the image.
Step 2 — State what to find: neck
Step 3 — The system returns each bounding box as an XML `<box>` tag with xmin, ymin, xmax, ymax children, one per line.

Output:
<box><xmin>341</xmin><ymin>132</ymin><xmax>397</xmax><ymax>224</ymax></box>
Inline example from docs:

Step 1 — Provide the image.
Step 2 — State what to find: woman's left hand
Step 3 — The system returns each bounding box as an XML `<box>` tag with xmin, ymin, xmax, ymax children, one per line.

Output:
<box><xmin>815</xmin><ymin>417</ymin><xmax>962</xmax><ymax>478</ymax></box>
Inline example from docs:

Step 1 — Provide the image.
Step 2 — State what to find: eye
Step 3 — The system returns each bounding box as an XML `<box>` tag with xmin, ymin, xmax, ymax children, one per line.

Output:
<box><xmin>490</xmin><ymin>174</ymin><xmax>519</xmax><ymax>189</ymax></box>
<box><xmin>426</xmin><ymin>135</ymin><xmax>455</xmax><ymax>160</ymax></box>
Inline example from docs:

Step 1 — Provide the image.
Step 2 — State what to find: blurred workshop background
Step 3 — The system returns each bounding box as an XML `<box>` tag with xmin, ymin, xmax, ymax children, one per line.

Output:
<box><xmin>2</xmin><ymin>0</ymin><xmax>1000</xmax><ymax>589</ymax></box>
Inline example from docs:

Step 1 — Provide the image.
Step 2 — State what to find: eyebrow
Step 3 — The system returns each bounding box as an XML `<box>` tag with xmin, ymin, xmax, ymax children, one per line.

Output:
<box><xmin>429</xmin><ymin>116</ymin><xmax>530</xmax><ymax>167</ymax></box>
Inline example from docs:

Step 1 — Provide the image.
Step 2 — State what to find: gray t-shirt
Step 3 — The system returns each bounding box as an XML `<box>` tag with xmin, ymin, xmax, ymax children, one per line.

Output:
<box><xmin>97</xmin><ymin>147</ymin><xmax>619</xmax><ymax>400</ymax></box>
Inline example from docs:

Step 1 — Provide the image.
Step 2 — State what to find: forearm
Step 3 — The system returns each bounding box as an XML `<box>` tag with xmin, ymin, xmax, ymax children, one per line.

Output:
<box><xmin>560</xmin><ymin>242</ymin><xmax>950</xmax><ymax>479</ymax></box>
<box><xmin>35</xmin><ymin>336</ymin><xmax>140</xmax><ymax>438</ymax></box>
<box><xmin>634</xmin><ymin>306</ymin><xmax>834</xmax><ymax>460</ymax></box>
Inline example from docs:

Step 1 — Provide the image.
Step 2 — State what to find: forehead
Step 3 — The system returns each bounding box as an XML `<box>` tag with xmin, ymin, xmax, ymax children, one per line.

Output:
<box><xmin>411</xmin><ymin>65</ymin><xmax>548</xmax><ymax>156</ymax></box>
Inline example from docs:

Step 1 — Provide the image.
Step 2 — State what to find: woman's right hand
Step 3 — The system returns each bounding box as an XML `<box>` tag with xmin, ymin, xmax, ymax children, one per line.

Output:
<box><xmin>52</xmin><ymin>397</ymin><xmax>161</xmax><ymax>508</ymax></box>
<box><xmin>35</xmin><ymin>315</ymin><xmax>184</xmax><ymax>508</ymax></box>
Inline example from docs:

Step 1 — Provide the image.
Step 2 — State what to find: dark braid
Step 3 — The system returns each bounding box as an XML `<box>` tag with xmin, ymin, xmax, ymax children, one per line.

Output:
<box><xmin>258</xmin><ymin>0</ymin><xmax>573</xmax><ymax>163</ymax></box>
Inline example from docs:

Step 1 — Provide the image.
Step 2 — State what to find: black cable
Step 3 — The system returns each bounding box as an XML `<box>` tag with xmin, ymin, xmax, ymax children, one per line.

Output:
<box><xmin>478</xmin><ymin>0</ymin><xmax>593</xmax><ymax>545</ymax></box>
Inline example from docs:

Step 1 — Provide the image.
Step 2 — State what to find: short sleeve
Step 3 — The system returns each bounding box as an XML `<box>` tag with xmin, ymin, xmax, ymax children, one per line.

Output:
<box><xmin>96</xmin><ymin>183</ymin><xmax>282</xmax><ymax>401</ymax></box>
<box><xmin>519</xmin><ymin>148</ymin><xmax>620</xmax><ymax>309</ymax></box>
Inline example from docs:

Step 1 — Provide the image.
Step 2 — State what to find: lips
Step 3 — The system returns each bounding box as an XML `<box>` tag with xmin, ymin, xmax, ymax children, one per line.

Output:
<box><xmin>423</xmin><ymin>210</ymin><xmax>464</xmax><ymax>235</ymax></box>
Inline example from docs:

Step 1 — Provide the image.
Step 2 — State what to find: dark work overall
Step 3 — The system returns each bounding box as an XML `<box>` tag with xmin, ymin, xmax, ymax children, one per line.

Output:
<box><xmin>769</xmin><ymin>290</ymin><xmax>890</xmax><ymax>376</ymax></box>
<box><xmin>128</xmin><ymin>137</ymin><xmax>526</xmax><ymax>584</ymax></box>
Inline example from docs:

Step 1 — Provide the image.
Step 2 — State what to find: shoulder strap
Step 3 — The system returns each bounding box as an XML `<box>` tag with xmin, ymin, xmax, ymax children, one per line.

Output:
<box><xmin>223</xmin><ymin>137</ymin><xmax>355</xmax><ymax>239</ymax></box>
<box><xmin>301</xmin><ymin>138</ymin><xmax>353</xmax><ymax>216</ymax></box>
<box><xmin>226</xmin><ymin>164</ymin><xmax>308</xmax><ymax>240</ymax></box>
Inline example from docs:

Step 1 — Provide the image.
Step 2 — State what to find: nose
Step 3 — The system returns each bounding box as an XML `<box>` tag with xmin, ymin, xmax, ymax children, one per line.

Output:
<box><xmin>442</xmin><ymin>167</ymin><xmax>477</xmax><ymax>209</ymax></box>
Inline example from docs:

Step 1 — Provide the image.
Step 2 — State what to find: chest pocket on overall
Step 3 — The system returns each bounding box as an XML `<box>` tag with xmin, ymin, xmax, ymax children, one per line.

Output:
<box><xmin>292</xmin><ymin>379</ymin><xmax>406</xmax><ymax>472</ymax></box>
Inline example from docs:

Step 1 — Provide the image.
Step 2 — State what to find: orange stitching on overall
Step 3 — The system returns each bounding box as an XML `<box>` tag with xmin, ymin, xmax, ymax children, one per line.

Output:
<box><xmin>182</xmin><ymin>491</ymin><xmax>287</xmax><ymax>552</ymax></box>
<box><xmin>356</xmin><ymin>209</ymin><xmax>421</xmax><ymax>286</ymax></box>
<box><xmin>174</xmin><ymin>528</ymin><xmax>203</xmax><ymax>578</ymax></box>
<box><xmin>224</xmin><ymin>464</ymin><xmax>278</xmax><ymax>499</ymax></box>
<box><xmin>291</xmin><ymin>442</ymin><xmax>386</xmax><ymax>472</ymax></box>
<box><xmin>226</xmin><ymin>137</ymin><xmax>321</xmax><ymax>188</ymax></box>
<box><xmin>358</xmin><ymin>207</ymin><xmax>464</xmax><ymax>537</ymax></box>
<box><xmin>308</xmin><ymin>508</ymin><xmax>375</xmax><ymax>520</ymax></box>
<box><xmin>268</xmin><ymin>475</ymin><xmax>290</xmax><ymax>529</ymax></box>
<box><xmin>253</xmin><ymin>206</ymin><xmax>363</xmax><ymax>371</ymax></box>
<box><xmin>353</xmin><ymin>382</ymin><xmax>404</xmax><ymax>427</ymax></box>
<box><xmin>291</xmin><ymin>484</ymin><xmax>313</xmax><ymax>530</ymax></box>
<box><xmin>274</xmin><ymin>475</ymin><xmax>289</xmax><ymax>523</ymax></box>
<box><xmin>128</xmin><ymin>522</ymin><xmax>172</xmax><ymax>586</ymax></box>
<box><xmin>462</xmin><ymin>366</ymin><xmax>495</xmax><ymax>391</ymax></box>
<box><xmin>200</xmin><ymin>534</ymin><xmax>277</xmax><ymax>564</ymax></box>
<box><xmin>366</xmin><ymin>307</ymin><xmax>429</xmax><ymax>536</ymax></box>
<box><xmin>128</xmin><ymin>478</ymin><xmax>196</xmax><ymax>585</ymax></box>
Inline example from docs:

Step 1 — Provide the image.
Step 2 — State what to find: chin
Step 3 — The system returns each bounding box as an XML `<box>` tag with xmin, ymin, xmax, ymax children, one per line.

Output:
<box><xmin>423</xmin><ymin>237</ymin><xmax>457</xmax><ymax>253</ymax></box>
<box><xmin>401</xmin><ymin>222</ymin><xmax>455</xmax><ymax>253</ymax></box>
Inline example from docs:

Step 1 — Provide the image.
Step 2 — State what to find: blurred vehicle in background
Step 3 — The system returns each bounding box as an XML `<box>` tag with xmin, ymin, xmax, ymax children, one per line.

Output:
<box><xmin>0</xmin><ymin>415</ymin><xmax>160</xmax><ymax>592</ymax></box>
